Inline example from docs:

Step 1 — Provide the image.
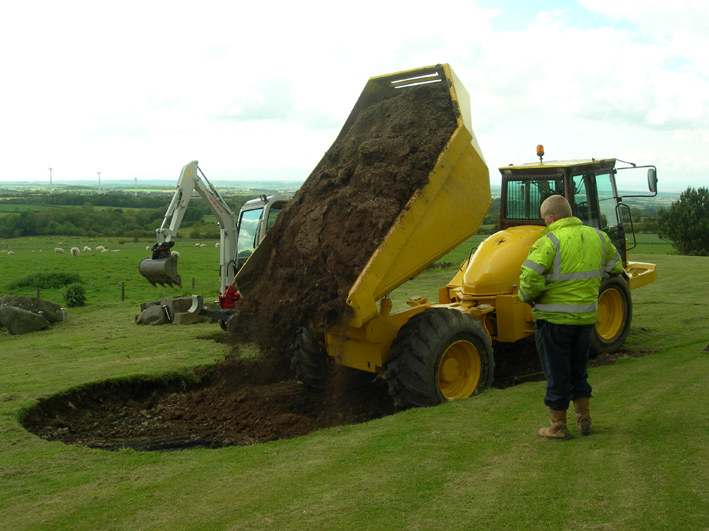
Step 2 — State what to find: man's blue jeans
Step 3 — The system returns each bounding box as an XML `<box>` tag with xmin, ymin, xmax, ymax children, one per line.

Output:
<box><xmin>534</xmin><ymin>319</ymin><xmax>594</xmax><ymax>411</ymax></box>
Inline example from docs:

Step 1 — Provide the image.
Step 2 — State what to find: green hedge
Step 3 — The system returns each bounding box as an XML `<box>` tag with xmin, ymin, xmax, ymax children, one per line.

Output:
<box><xmin>5</xmin><ymin>271</ymin><xmax>82</xmax><ymax>290</ymax></box>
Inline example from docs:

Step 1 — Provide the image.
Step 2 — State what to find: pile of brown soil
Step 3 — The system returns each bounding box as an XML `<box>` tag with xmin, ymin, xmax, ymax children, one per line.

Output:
<box><xmin>235</xmin><ymin>81</ymin><xmax>458</xmax><ymax>354</ymax></box>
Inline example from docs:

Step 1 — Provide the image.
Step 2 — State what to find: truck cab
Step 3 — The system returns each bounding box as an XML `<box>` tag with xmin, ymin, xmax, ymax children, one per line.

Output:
<box><xmin>499</xmin><ymin>155</ymin><xmax>658</xmax><ymax>265</ymax></box>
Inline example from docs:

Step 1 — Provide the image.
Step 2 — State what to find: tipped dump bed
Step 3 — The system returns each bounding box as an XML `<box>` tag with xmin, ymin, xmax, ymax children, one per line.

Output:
<box><xmin>234</xmin><ymin>64</ymin><xmax>491</xmax><ymax>339</ymax></box>
<box><xmin>344</xmin><ymin>64</ymin><xmax>491</xmax><ymax>327</ymax></box>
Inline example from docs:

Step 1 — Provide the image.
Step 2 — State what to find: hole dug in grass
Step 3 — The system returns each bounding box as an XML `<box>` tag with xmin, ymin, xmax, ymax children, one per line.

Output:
<box><xmin>20</xmin><ymin>344</ymin><xmax>649</xmax><ymax>452</ymax></box>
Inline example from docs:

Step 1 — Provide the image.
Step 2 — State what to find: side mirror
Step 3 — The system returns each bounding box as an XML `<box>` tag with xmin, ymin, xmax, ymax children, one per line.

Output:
<box><xmin>647</xmin><ymin>168</ymin><xmax>657</xmax><ymax>193</ymax></box>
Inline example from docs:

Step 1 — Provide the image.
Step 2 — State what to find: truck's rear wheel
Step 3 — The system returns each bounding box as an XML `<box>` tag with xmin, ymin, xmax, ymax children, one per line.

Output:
<box><xmin>386</xmin><ymin>309</ymin><xmax>494</xmax><ymax>409</ymax></box>
<box><xmin>290</xmin><ymin>326</ymin><xmax>329</xmax><ymax>390</ymax></box>
<box><xmin>591</xmin><ymin>277</ymin><xmax>632</xmax><ymax>356</ymax></box>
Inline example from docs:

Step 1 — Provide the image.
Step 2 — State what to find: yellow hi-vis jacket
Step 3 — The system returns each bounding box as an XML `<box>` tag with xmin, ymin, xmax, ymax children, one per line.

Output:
<box><xmin>518</xmin><ymin>216</ymin><xmax>624</xmax><ymax>325</ymax></box>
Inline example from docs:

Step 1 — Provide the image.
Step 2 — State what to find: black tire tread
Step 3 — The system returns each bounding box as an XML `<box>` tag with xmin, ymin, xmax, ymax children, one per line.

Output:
<box><xmin>290</xmin><ymin>326</ymin><xmax>328</xmax><ymax>390</ymax></box>
<box><xmin>386</xmin><ymin>308</ymin><xmax>494</xmax><ymax>409</ymax></box>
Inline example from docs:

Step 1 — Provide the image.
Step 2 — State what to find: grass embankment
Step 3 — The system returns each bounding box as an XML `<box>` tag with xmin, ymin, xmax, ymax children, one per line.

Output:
<box><xmin>0</xmin><ymin>237</ymin><xmax>708</xmax><ymax>530</ymax></box>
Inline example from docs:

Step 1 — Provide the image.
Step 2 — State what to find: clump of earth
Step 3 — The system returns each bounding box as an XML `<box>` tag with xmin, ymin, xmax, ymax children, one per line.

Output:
<box><xmin>234</xmin><ymin>80</ymin><xmax>458</xmax><ymax>355</ymax></box>
<box><xmin>21</xmin><ymin>340</ymin><xmax>653</xmax><ymax>451</ymax></box>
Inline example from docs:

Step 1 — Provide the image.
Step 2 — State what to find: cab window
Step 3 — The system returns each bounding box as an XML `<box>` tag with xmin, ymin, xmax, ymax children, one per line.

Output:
<box><xmin>572</xmin><ymin>174</ymin><xmax>600</xmax><ymax>228</ymax></box>
<box><xmin>505</xmin><ymin>177</ymin><xmax>565</xmax><ymax>222</ymax></box>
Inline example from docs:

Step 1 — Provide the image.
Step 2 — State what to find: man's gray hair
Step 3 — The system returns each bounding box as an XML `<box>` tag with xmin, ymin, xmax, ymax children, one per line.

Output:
<box><xmin>540</xmin><ymin>195</ymin><xmax>572</xmax><ymax>219</ymax></box>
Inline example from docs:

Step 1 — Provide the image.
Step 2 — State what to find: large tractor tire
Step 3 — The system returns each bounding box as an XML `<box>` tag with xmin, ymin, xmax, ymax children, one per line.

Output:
<box><xmin>290</xmin><ymin>326</ymin><xmax>329</xmax><ymax>390</ymax></box>
<box><xmin>386</xmin><ymin>308</ymin><xmax>494</xmax><ymax>409</ymax></box>
<box><xmin>591</xmin><ymin>277</ymin><xmax>632</xmax><ymax>356</ymax></box>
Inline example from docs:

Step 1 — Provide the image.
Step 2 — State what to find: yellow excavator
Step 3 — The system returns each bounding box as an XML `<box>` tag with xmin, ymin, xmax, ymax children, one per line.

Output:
<box><xmin>236</xmin><ymin>64</ymin><xmax>658</xmax><ymax>408</ymax></box>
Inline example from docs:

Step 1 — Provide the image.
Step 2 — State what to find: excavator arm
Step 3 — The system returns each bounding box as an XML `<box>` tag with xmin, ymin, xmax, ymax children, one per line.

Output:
<box><xmin>139</xmin><ymin>161</ymin><xmax>238</xmax><ymax>300</ymax></box>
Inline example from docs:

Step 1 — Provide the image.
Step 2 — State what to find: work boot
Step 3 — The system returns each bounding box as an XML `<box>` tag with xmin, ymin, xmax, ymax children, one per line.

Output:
<box><xmin>537</xmin><ymin>408</ymin><xmax>571</xmax><ymax>440</ymax></box>
<box><xmin>573</xmin><ymin>397</ymin><xmax>592</xmax><ymax>436</ymax></box>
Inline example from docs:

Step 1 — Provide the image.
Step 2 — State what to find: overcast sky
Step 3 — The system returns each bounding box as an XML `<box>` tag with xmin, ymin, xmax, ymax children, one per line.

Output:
<box><xmin>1</xmin><ymin>0</ymin><xmax>707</xmax><ymax>191</ymax></box>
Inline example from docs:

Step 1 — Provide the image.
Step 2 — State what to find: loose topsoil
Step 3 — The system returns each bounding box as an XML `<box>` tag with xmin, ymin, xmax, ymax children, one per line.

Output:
<box><xmin>235</xmin><ymin>80</ymin><xmax>458</xmax><ymax>354</ymax></box>
<box><xmin>21</xmin><ymin>340</ymin><xmax>654</xmax><ymax>451</ymax></box>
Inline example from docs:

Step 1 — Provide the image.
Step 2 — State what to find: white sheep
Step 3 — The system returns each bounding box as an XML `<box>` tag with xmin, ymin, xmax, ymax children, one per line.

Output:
<box><xmin>95</xmin><ymin>246</ymin><xmax>105</xmax><ymax>252</ymax></box>
<box><xmin>199</xmin><ymin>244</ymin><xmax>206</xmax><ymax>248</ymax></box>
<box><xmin>194</xmin><ymin>243</ymin><xmax>200</xmax><ymax>247</ymax></box>
<box><xmin>101</xmin><ymin>248</ymin><xmax>108</xmax><ymax>253</ymax></box>
<box><xmin>170</xmin><ymin>250</ymin><xmax>180</xmax><ymax>258</ymax></box>
<box><xmin>7</xmin><ymin>251</ymin><xmax>14</xmax><ymax>256</ymax></box>
<box><xmin>54</xmin><ymin>248</ymin><xmax>64</xmax><ymax>254</ymax></box>
<box><xmin>215</xmin><ymin>242</ymin><xmax>220</xmax><ymax>248</ymax></box>
<box><xmin>70</xmin><ymin>247</ymin><xmax>80</xmax><ymax>257</ymax></box>
<box><xmin>83</xmin><ymin>246</ymin><xmax>91</xmax><ymax>252</ymax></box>
<box><xmin>146</xmin><ymin>246</ymin><xmax>150</xmax><ymax>250</ymax></box>
<box><xmin>111</xmin><ymin>249</ymin><xmax>120</xmax><ymax>252</ymax></box>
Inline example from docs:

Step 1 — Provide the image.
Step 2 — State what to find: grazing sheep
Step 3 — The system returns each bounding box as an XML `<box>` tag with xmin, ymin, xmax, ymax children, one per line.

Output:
<box><xmin>54</xmin><ymin>248</ymin><xmax>64</xmax><ymax>254</ymax></box>
<box><xmin>83</xmin><ymin>246</ymin><xmax>91</xmax><ymax>252</ymax></box>
<box><xmin>101</xmin><ymin>249</ymin><xmax>108</xmax><ymax>253</ymax></box>
<box><xmin>200</xmin><ymin>244</ymin><xmax>206</xmax><ymax>248</ymax></box>
<box><xmin>111</xmin><ymin>249</ymin><xmax>120</xmax><ymax>252</ymax></box>
<box><xmin>7</xmin><ymin>251</ymin><xmax>14</xmax><ymax>256</ymax></box>
<box><xmin>170</xmin><ymin>250</ymin><xmax>180</xmax><ymax>258</ymax></box>
<box><xmin>70</xmin><ymin>247</ymin><xmax>80</xmax><ymax>257</ymax></box>
<box><xmin>215</xmin><ymin>242</ymin><xmax>220</xmax><ymax>248</ymax></box>
<box><xmin>95</xmin><ymin>246</ymin><xmax>105</xmax><ymax>252</ymax></box>
<box><xmin>194</xmin><ymin>243</ymin><xmax>200</xmax><ymax>247</ymax></box>
<box><xmin>146</xmin><ymin>246</ymin><xmax>150</xmax><ymax>250</ymax></box>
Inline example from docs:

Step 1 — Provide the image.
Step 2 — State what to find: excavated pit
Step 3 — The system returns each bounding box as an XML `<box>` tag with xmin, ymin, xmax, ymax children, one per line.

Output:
<box><xmin>21</xmin><ymin>340</ymin><xmax>653</xmax><ymax>451</ymax></box>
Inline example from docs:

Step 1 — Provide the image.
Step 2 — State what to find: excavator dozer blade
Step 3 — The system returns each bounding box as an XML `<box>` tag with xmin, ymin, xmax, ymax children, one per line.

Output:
<box><xmin>139</xmin><ymin>255</ymin><xmax>182</xmax><ymax>288</ymax></box>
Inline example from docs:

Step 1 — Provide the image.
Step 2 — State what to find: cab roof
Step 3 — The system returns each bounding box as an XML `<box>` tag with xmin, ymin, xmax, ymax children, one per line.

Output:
<box><xmin>499</xmin><ymin>158</ymin><xmax>617</xmax><ymax>175</ymax></box>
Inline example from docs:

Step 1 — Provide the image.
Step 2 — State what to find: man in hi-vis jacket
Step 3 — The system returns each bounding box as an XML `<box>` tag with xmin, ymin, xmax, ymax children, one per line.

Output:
<box><xmin>519</xmin><ymin>195</ymin><xmax>624</xmax><ymax>440</ymax></box>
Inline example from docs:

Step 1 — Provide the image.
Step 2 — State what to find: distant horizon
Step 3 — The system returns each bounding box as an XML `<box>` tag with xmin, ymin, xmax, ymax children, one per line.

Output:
<box><xmin>0</xmin><ymin>179</ymin><xmax>688</xmax><ymax>197</ymax></box>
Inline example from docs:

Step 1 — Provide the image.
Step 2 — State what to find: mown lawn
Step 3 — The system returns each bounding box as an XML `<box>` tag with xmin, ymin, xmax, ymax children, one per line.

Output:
<box><xmin>0</xmin><ymin>239</ymin><xmax>707</xmax><ymax>530</ymax></box>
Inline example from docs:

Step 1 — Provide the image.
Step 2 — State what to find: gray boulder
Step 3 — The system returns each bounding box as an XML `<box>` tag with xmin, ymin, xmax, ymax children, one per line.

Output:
<box><xmin>160</xmin><ymin>295</ymin><xmax>194</xmax><ymax>315</ymax></box>
<box><xmin>135</xmin><ymin>304</ymin><xmax>168</xmax><ymax>325</ymax></box>
<box><xmin>0</xmin><ymin>306</ymin><xmax>51</xmax><ymax>335</ymax></box>
<box><xmin>137</xmin><ymin>295</ymin><xmax>204</xmax><ymax>325</ymax></box>
<box><xmin>1</xmin><ymin>295</ymin><xmax>64</xmax><ymax>323</ymax></box>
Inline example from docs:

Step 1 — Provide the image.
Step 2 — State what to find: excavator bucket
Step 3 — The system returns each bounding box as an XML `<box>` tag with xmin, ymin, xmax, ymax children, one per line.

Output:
<box><xmin>139</xmin><ymin>255</ymin><xmax>182</xmax><ymax>288</ymax></box>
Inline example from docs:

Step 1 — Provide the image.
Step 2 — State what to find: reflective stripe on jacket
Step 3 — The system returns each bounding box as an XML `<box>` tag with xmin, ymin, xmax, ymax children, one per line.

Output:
<box><xmin>518</xmin><ymin>216</ymin><xmax>624</xmax><ymax>325</ymax></box>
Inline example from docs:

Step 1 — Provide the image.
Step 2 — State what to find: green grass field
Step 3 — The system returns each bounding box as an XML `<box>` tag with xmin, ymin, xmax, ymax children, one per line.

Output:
<box><xmin>1</xmin><ymin>237</ymin><xmax>708</xmax><ymax>530</ymax></box>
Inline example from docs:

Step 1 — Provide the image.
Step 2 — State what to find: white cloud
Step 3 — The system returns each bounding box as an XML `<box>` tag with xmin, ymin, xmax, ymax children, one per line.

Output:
<box><xmin>0</xmin><ymin>1</ymin><xmax>707</xmax><ymax>190</ymax></box>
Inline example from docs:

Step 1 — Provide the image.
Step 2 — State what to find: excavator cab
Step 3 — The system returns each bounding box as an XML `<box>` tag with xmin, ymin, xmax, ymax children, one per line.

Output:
<box><xmin>235</xmin><ymin>194</ymin><xmax>291</xmax><ymax>271</ymax></box>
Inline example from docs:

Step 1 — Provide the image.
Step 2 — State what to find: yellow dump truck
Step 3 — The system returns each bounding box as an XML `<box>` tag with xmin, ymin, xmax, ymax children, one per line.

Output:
<box><xmin>238</xmin><ymin>64</ymin><xmax>658</xmax><ymax>409</ymax></box>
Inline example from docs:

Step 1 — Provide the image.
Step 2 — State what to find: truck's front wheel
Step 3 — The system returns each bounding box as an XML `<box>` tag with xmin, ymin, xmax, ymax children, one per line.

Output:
<box><xmin>386</xmin><ymin>309</ymin><xmax>494</xmax><ymax>409</ymax></box>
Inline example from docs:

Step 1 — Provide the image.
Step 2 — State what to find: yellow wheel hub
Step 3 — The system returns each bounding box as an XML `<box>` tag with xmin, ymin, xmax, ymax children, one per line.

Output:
<box><xmin>596</xmin><ymin>288</ymin><xmax>624</xmax><ymax>340</ymax></box>
<box><xmin>437</xmin><ymin>340</ymin><xmax>481</xmax><ymax>400</ymax></box>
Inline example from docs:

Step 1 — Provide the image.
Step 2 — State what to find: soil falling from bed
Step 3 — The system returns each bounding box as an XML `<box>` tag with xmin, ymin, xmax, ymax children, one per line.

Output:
<box><xmin>233</xmin><ymin>81</ymin><xmax>458</xmax><ymax>354</ymax></box>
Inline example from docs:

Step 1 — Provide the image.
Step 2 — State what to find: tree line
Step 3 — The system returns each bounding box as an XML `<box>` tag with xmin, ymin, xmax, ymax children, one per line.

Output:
<box><xmin>0</xmin><ymin>193</ymin><xmax>254</xmax><ymax>239</ymax></box>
